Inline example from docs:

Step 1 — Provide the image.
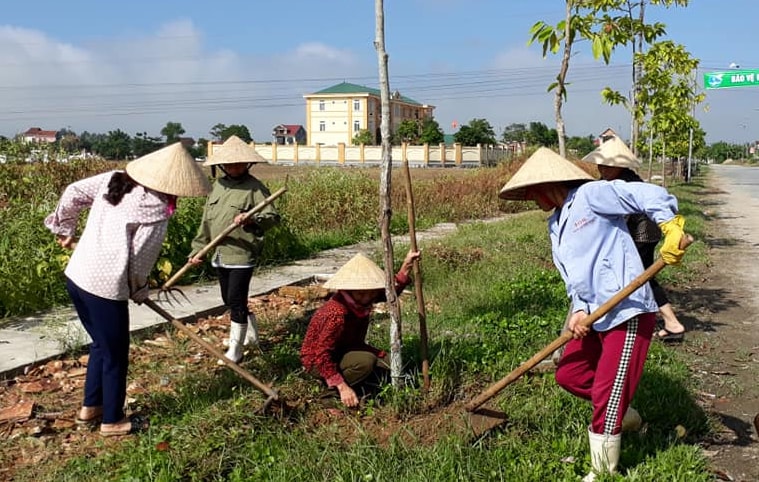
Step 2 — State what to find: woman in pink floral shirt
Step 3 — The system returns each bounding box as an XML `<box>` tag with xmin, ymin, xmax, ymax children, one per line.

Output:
<box><xmin>44</xmin><ymin>143</ymin><xmax>209</xmax><ymax>436</ymax></box>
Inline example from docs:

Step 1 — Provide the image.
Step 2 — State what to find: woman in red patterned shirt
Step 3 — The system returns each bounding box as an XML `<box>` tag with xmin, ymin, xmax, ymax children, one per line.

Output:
<box><xmin>300</xmin><ymin>250</ymin><xmax>419</xmax><ymax>408</ymax></box>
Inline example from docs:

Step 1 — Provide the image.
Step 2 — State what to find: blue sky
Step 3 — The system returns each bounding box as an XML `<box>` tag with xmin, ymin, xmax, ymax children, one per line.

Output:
<box><xmin>0</xmin><ymin>0</ymin><xmax>757</xmax><ymax>143</ymax></box>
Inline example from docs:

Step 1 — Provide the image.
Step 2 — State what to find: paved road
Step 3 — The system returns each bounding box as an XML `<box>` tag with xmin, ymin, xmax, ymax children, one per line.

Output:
<box><xmin>707</xmin><ymin>164</ymin><xmax>759</xmax><ymax>312</ymax></box>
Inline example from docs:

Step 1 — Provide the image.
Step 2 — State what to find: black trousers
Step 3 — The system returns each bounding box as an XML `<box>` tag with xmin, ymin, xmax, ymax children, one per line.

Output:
<box><xmin>216</xmin><ymin>267</ymin><xmax>255</xmax><ymax>324</ymax></box>
<box><xmin>636</xmin><ymin>242</ymin><xmax>670</xmax><ymax>307</ymax></box>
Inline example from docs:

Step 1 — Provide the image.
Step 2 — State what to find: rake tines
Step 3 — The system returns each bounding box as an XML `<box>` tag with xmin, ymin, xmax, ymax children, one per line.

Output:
<box><xmin>156</xmin><ymin>286</ymin><xmax>191</xmax><ymax>306</ymax></box>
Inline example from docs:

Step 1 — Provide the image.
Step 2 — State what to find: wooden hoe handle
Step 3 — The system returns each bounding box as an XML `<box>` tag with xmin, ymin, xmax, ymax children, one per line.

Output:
<box><xmin>143</xmin><ymin>299</ymin><xmax>279</xmax><ymax>400</ymax></box>
<box><xmin>161</xmin><ymin>186</ymin><xmax>287</xmax><ymax>291</ymax></box>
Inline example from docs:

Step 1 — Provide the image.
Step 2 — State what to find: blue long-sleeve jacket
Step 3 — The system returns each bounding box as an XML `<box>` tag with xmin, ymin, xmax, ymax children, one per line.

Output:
<box><xmin>548</xmin><ymin>180</ymin><xmax>679</xmax><ymax>331</ymax></box>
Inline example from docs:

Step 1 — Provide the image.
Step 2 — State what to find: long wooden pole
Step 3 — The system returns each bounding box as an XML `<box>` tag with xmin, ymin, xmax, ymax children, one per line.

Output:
<box><xmin>143</xmin><ymin>299</ymin><xmax>279</xmax><ymax>405</ymax></box>
<box><xmin>402</xmin><ymin>160</ymin><xmax>430</xmax><ymax>390</ymax></box>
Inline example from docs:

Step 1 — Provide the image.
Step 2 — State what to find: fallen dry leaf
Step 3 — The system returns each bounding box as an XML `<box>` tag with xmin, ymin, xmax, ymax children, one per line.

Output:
<box><xmin>66</xmin><ymin>367</ymin><xmax>88</xmax><ymax>378</ymax></box>
<box><xmin>52</xmin><ymin>419</ymin><xmax>76</xmax><ymax>430</ymax></box>
<box><xmin>19</xmin><ymin>379</ymin><xmax>61</xmax><ymax>393</ymax></box>
<box><xmin>0</xmin><ymin>399</ymin><xmax>34</xmax><ymax>423</ymax></box>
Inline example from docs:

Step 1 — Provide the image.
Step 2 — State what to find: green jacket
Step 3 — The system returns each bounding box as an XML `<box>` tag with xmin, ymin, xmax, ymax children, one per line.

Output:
<box><xmin>190</xmin><ymin>174</ymin><xmax>280</xmax><ymax>267</ymax></box>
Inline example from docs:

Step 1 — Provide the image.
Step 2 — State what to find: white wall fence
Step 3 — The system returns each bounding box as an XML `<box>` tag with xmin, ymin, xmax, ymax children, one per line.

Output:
<box><xmin>209</xmin><ymin>142</ymin><xmax>509</xmax><ymax>167</ymax></box>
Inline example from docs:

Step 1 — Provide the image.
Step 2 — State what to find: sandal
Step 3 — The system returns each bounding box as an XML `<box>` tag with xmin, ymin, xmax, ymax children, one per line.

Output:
<box><xmin>75</xmin><ymin>406</ymin><xmax>103</xmax><ymax>425</ymax></box>
<box><xmin>100</xmin><ymin>414</ymin><xmax>147</xmax><ymax>437</ymax></box>
<box><xmin>656</xmin><ymin>328</ymin><xmax>685</xmax><ymax>343</ymax></box>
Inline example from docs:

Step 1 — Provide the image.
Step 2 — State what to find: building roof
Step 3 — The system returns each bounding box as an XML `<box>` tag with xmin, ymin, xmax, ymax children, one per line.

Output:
<box><xmin>309</xmin><ymin>82</ymin><xmax>423</xmax><ymax>106</ymax></box>
<box><xmin>23</xmin><ymin>127</ymin><xmax>58</xmax><ymax>138</ymax></box>
<box><xmin>275</xmin><ymin>124</ymin><xmax>304</xmax><ymax>135</ymax></box>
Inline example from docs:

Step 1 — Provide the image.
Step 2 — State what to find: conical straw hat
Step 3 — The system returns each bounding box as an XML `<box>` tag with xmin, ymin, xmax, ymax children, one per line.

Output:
<box><xmin>322</xmin><ymin>253</ymin><xmax>387</xmax><ymax>290</ymax></box>
<box><xmin>125</xmin><ymin>142</ymin><xmax>210</xmax><ymax>197</ymax></box>
<box><xmin>582</xmin><ymin>136</ymin><xmax>641</xmax><ymax>169</ymax></box>
<box><xmin>499</xmin><ymin>147</ymin><xmax>594</xmax><ymax>200</ymax></box>
<box><xmin>204</xmin><ymin>135</ymin><xmax>267</xmax><ymax>166</ymax></box>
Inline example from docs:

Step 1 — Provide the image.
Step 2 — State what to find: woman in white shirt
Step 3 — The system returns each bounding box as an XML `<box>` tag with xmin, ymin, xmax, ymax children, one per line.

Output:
<box><xmin>44</xmin><ymin>142</ymin><xmax>209</xmax><ymax>436</ymax></box>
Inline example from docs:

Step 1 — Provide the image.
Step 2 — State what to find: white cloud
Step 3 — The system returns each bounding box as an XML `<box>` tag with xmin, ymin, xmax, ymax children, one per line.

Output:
<box><xmin>0</xmin><ymin>21</ymin><xmax>749</xmax><ymax>144</ymax></box>
<box><xmin>0</xmin><ymin>21</ymin><xmax>368</xmax><ymax>141</ymax></box>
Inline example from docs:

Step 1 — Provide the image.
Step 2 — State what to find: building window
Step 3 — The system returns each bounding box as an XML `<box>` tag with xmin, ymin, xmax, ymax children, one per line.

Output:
<box><xmin>319</xmin><ymin>121</ymin><xmax>326</xmax><ymax>132</ymax></box>
<box><xmin>394</xmin><ymin>105</ymin><xmax>400</xmax><ymax>116</ymax></box>
<box><xmin>353</xmin><ymin>120</ymin><xmax>361</xmax><ymax>132</ymax></box>
<box><xmin>319</xmin><ymin>100</ymin><xmax>325</xmax><ymax>111</ymax></box>
<box><xmin>353</xmin><ymin>99</ymin><xmax>360</xmax><ymax>111</ymax></box>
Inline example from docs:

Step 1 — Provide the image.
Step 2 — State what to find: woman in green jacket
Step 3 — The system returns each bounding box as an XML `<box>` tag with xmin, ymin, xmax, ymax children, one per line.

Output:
<box><xmin>189</xmin><ymin>136</ymin><xmax>280</xmax><ymax>363</ymax></box>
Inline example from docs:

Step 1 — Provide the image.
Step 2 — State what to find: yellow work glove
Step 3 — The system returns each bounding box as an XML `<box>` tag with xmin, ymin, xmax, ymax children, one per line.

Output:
<box><xmin>658</xmin><ymin>214</ymin><xmax>686</xmax><ymax>265</ymax></box>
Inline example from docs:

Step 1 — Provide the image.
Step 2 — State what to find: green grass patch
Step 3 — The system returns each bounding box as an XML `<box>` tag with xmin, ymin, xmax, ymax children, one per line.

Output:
<box><xmin>17</xmin><ymin>176</ymin><xmax>717</xmax><ymax>481</ymax></box>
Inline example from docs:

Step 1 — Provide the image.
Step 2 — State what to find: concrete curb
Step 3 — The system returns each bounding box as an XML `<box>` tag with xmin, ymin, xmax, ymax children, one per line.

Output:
<box><xmin>0</xmin><ymin>215</ymin><xmax>514</xmax><ymax>379</ymax></box>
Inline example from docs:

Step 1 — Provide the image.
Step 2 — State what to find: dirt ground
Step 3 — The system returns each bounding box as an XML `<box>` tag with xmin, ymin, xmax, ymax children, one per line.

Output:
<box><xmin>680</xmin><ymin>169</ymin><xmax>759</xmax><ymax>481</ymax></box>
<box><xmin>1</xmin><ymin>166</ymin><xmax>758</xmax><ymax>480</ymax></box>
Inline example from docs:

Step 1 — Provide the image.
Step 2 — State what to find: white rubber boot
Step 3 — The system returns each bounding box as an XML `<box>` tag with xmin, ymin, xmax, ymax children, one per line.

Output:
<box><xmin>621</xmin><ymin>406</ymin><xmax>642</xmax><ymax>432</ymax></box>
<box><xmin>244</xmin><ymin>314</ymin><xmax>260</xmax><ymax>346</ymax></box>
<box><xmin>218</xmin><ymin>322</ymin><xmax>247</xmax><ymax>365</ymax></box>
<box><xmin>583</xmin><ymin>429</ymin><xmax>621</xmax><ymax>482</ymax></box>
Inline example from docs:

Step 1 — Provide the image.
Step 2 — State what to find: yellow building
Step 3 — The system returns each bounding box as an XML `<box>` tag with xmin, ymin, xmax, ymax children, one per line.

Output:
<box><xmin>303</xmin><ymin>82</ymin><xmax>435</xmax><ymax>146</ymax></box>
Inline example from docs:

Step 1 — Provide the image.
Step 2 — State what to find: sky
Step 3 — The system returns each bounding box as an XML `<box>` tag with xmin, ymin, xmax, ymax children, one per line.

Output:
<box><xmin>0</xmin><ymin>0</ymin><xmax>757</xmax><ymax>144</ymax></box>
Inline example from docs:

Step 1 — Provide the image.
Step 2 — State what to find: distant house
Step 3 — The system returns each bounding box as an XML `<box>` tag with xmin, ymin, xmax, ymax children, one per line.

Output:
<box><xmin>303</xmin><ymin>82</ymin><xmax>435</xmax><ymax>145</ymax></box>
<box><xmin>178</xmin><ymin>137</ymin><xmax>196</xmax><ymax>149</ymax></box>
<box><xmin>598</xmin><ymin>128</ymin><xmax>619</xmax><ymax>144</ymax></box>
<box><xmin>23</xmin><ymin>127</ymin><xmax>58</xmax><ymax>144</ymax></box>
<box><xmin>272</xmin><ymin>124</ymin><xmax>306</xmax><ymax>145</ymax></box>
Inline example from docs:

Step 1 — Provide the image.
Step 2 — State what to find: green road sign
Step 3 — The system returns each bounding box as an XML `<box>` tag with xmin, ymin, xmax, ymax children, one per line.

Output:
<box><xmin>704</xmin><ymin>70</ymin><xmax>759</xmax><ymax>89</ymax></box>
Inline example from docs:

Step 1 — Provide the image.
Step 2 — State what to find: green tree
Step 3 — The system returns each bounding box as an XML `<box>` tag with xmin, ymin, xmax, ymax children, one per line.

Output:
<box><xmin>601</xmin><ymin>0</ymin><xmax>690</xmax><ymax>152</ymax></box>
<box><xmin>419</xmin><ymin>118</ymin><xmax>445</xmax><ymax>145</ymax></box>
<box><xmin>566</xmin><ymin>135</ymin><xmax>597</xmax><ymax>157</ymax></box>
<box><xmin>702</xmin><ymin>142</ymin><xmax>744</xmax><ymax>163</ymax></box>
<box><xmin>352</xmin><ymin>129</ymin><xmax>374</xmax><ymax>145</ymax></box>
<box><xmin>132</xmin><ymin>132</ymin><xmax>163</xmax><ymax>157</ymax></box>
<box><xmin>209</xmin><ymin>123</ymin><xmax>227</xmax><ymax>141</ymax></box>
<box><xmin>527</xmin><ymin>0</ymin><xmax>680</xmax><ymax>156</ymax></box>
<box><xmin>526</xmin><ymin>122</ymin><xmax>558</xmax><ymax>147</ymax></box>
<box><xmin>622</xmin><ymin>41</ymin><xmax>704</xmax><ymax>177</ymax></box>
<box><xmin>55</xmin><ymin>128</ymin><xmax>80</xmax><ymax>154</ymax></box>
<box><xmin>161</xmin><ymin>121</ymin><xmax>185</xmax><ymax>144</ymax></box>
<box><xmin>453</xmin><ymin>118</ymin><xmax>496</xmax><ymax>146</ymax></box>
<box><xmin>220</xmin><ymin>124</ymin><xmax>252</xmax><ymax>142</ymax></box>
<box><xmin>191</xmin><ymin>137</ymin><xmax>209</xmax><ymax>159</ymax></box>
<box><xmin>395</xmin><ymin>119</ymin><xmax>420</xmax><ymax>143</ymax></box>
<box><xmin>528</xmin><ymin>1</ymin><xmax>608</xmax><ymax>156</ymax></box>
<box><xmin>501</xmin><ymin>123</ymin><xmax>528</xmax><ymax>143</ymax></box>
<box><xmin>95</xmin><ymin>130</ymin><xmax>132</xmax><ymax>160</ymax></box>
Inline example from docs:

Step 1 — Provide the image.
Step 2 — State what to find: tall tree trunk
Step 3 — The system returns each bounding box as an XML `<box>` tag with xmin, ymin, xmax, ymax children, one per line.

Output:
<box><xmin>647</xmin><ymin>128</ymin><xmax>653</xmax><ymax>181</ymax></box>
<box><xmin>629</xmin><ymin>0</ymin><xmax>645</xmax><ymax>155</ymax></box>
<box><xmin>555</xmin><ymin>0</ymin><xmax>572</xmax><ymax>157</ymax></box>
<box><xmin>374</xmin><ymin>0</ymin><xmax>403</xmax><ymax>388</ymax></box>
<box><xmin>661</xmin><ymin>136</ymin><xmax>666</xmax><ymax>187</ymax></box>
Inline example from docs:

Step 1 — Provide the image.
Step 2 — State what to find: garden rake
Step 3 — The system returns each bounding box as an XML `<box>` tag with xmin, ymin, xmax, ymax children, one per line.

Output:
<box><xmin>157</xmin><ymin>184</ymin><xmax>287</xmax><ymax>305</ymax></box>
<box><xmin>143</xmin><ymin>298</ymin><xmax>280</xmax><ymax>411</ymax></box>
<box><xmin>464</xmin><ymin>234</ymin><xmax>694</xmax><ymax>437</ymax></box>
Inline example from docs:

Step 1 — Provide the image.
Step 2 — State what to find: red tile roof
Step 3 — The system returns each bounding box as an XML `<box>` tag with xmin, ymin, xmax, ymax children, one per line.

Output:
<box><xmin>23</xmin><ymin>127</ymin><xmax>58</xmax><ymax>138</ymax></box>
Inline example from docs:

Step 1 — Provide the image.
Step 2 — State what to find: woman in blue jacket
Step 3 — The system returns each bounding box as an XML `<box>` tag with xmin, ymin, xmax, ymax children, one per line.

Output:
<box><xmin>499</xmin><ymin>147</ymin><xmax>686</xmax><ymax>481</ymax></box>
